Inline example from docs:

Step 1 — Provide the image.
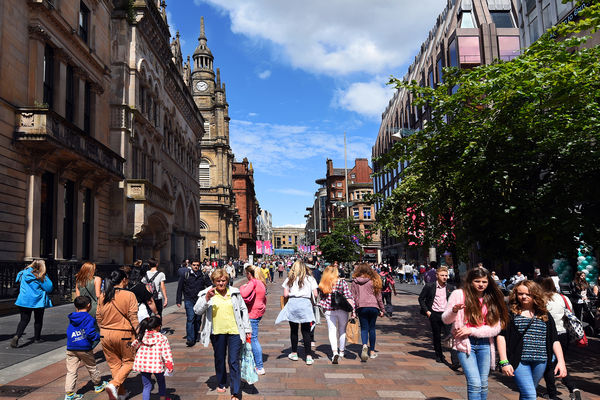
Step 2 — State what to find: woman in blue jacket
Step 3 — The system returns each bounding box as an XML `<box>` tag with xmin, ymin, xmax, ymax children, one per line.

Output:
<box><xmin>11</xmin><ymin>260</ymin><xmax>53</xmax><ymax>348</ymax></box>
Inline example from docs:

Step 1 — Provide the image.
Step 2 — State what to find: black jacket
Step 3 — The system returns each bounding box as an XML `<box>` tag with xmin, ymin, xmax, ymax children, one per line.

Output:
<box><xmin>418</xmin><ymin>281</ymin><xmax>455</xmax><ymax>316</ymax></box>
<box><xmin>500</xmin><ymin>312</ymin><xmax>558</xmax><ymax>368</ymax></box>
<box><xmin>176</xmin><ymin>269</ymin><xmax>211</xmax><ymax>304</ymax></box>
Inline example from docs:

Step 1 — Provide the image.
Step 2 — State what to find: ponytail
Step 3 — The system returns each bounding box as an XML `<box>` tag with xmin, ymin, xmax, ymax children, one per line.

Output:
<box><xmin>137</xmin><ymin>316</ymin><xmax>162</xmax><ymax>341</ymax></box>
<box><xmin>103</xmin><ymin>269</ymin><xmax>128</xmax><ymax>304</ymax></box>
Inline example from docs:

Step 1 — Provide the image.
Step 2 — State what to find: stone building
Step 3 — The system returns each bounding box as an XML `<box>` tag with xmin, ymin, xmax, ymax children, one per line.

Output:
<box><xmin>372</xmin><ymin>0</ymin><xmax>520</xmax><ymax>265</ymax></box>
<box><xmin>256</xmin><ymin>209</ymin><xmax>272</xmax><ymax>242</ymax></box>
<box><xmin>272</xmin><ymin>227</ymin><xmax>305</xmax><ymax>250</ymax></box>
<box><xmin>304</xmin><ymin>179</ymin><xmax>327</xmax><ymax>246</ymax></box>
<box><xmin>192</xmin><ymin>17</ymin><xmax>239</xmax><ymax>260</ymax></box>
<box><xmin>232</xmin><ymin>158</ymin><xmax>258</xmax><ymax>260</ymax></box>
<box><xmin>109</xmin><ymin>1</ymin><xmax>203</xmax><ymax>271</ymax></box>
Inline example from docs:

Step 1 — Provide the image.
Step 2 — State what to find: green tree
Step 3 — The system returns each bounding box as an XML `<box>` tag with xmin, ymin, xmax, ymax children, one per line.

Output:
<box><xmin>318</xmin><ymin>218</ymin><xmax>370</xmax><ymax>263</ymax></box>
<box><xmin>377</xmin><ymin>2</ymin><xmax>600</xmax><ymax>267</ymax></box>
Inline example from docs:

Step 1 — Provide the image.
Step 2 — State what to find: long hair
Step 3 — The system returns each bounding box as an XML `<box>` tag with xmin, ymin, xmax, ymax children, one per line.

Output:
<box><xmin>76</xmin><ymin>262</ymin><xmax>96</xmax><ymax>287</ymax></box>
<box><xmin>463</xmin><ymin>267</ymin><xmax>508</xmax><ymax>328</ymax></box>
<box><xmin>136</xmin><ymin>316</ymin><xmax>162</xmax><ymax>341</ymax></box>
<box><xmin>509</xmin><ymin>280</ymin><xmax>548</xmax><ymax>322</ymax></box>
<box><xmin>102</xmin><ymin>269</ymin><xmax>128</xmax><ymax>304</ymax></box>
<box><xmin>287</xmin><ymin>260</ymin><xmax>308</xmax><ymax>289</ymax></box>
<box><xmin>246</xmin><ymin>265</ymin><xmax>267</xmax><ymax>286</ymax></box>
<box><xmin>319</xmin><ymin>266</ymin><xmax>339</xmax><ymax>295</ymax></box>
<box><xmin>573</xmin><ymin>271</ymin><xmax>589</xmax><ymax>291</ymax></box>
<box><xmin>539</xmin><ymin>277</ymin><xmax>557</xmax><ymax>302</ymax></box>
<box><xmin>352</xmin><ymin>263</ymin><xmax>382</xmax><ymax>295</ymax></box>
<box><xmin>28</xmin><ymin>259</ymin><xmax>46</xmax><ymax>280</ymax></box>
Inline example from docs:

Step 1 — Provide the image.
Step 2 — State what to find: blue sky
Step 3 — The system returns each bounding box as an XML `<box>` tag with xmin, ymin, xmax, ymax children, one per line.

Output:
<box><xmin>166</xmin><ymin>0</ymin><xmax>445</xmax><ymax>226</ymax></box>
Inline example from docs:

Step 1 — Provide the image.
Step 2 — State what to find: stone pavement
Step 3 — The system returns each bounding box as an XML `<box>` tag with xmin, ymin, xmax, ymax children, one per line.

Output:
<box><xmin>2</xmin><ymin>278</ymin><xmax>599</xmax><ymax>400</ymax></box>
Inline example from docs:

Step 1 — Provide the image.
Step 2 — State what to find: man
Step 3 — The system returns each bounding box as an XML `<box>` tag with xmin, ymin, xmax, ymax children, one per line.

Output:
<box><xmin>418</xmin><ymin>266</ymin><xmax>459</xmax><ymax>368</ymax></box>
<box><xmin>225</xmin><ymin>260</ymin><xmax>236</xmax><ymax>286</ymax></box>
<box><xmin>176</xmin><ymin>260</ymin><xmax>211</xmax><ymax>346</ymax></box>
<box><xmin>178</xmin><ymin>259</ymin><xmax>191</xmax><ymax>278</ymax></box>
<box><xmin>507</xmin><ymin>271</ymin><xmax>526</xmax><ymax>290</ymax></box>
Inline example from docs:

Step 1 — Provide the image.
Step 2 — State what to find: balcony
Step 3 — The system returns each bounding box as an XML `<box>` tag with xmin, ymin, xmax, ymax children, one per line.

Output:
<box><xmin>14</xmin><ymin>108</ymin><xmax>124</xmax><ymax>179</ymax></box>
<box><xmin>126</xmin><ymin>179</ymin><xmax>174</xmax><ymax>214</ymax></box>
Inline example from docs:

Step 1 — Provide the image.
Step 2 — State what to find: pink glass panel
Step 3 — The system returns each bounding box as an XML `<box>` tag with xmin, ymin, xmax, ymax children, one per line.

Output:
<box><xmin>498</xmin><ymin>36</ymin><xmax>520</xmax><ymax>61</ymax></box>
<box><xmin>458</xmin><ymin>36</ymin><xmax>481</xmax><ymax>64</ymax></box>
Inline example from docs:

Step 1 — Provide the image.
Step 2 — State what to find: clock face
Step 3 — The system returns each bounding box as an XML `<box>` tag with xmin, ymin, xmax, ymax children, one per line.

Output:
<box><xmin>195</xmin><ymin>81</ymin><xmax>208</xmax><ymax>92</ymax></box>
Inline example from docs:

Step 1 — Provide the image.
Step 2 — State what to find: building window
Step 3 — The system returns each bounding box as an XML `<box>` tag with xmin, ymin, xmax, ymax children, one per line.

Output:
<box><xmin>203</xmin><ymin>121</ymin><xmax>210</xmax><ymax>138</ymax></box>
<box><xmin>337</xmin><ymin>192</ymin><xmax>342</xmax><ymax>198</ymax></box>
<box><xmin>448</xmin><ymin>38</ymin><xmax>458</xmax><ymax>68</ymax></box>
<box><xmin>82</xmin><ymin>188</ymin><xmax>92</xmax><ymax>260</ymax></box>
<box><xmin>460</xmin><ymin>11</ymin><xmax>476</xmax><ymax>28</ymax></box>
<box><xmin>43</xmin><ymin>45</ymin><xmax>54</xmax><ymax>109</ymax></box>
<box><xmin>498</xmin><ymin>36</ymin><xmax>521</xmax><ymax>61</ymax></box>
<box><xmin>437</xmin><ymin>58</ymin><xmax>444</xmax><ymax>84</ymax></box>
<box><xmin>351</xmin><ymin>174</ymin><xmax>356</xmax><ymax>179</ymax></box>
<box><xmin>65</xmin><ymin>65</ymin><xmax>75</xmax><ymax>123</ymax></box>
<box><xmin>458</xmin><ymin>36</ymin><xmax>481</xmax><ymax>64</ymax></box>
<box><xmin>363</xmin><ymin>208</ymin><xmax>371</xmax><ymax>219</ymax></box>
<box><xmin>83</xmin><ymin>82</ymin><xmax>91</xmax><ymax>134</ymax></box>
<box><xmin>336</xmin><ymin>182</ymin><xmax>342</xmax><ymax>187</ymax></box>
<box><xmin>525</xmin><ymin>0</ymin><xmax>537</xmax><ymax>14</ymax></box>
<box><xmin>139</xmin><ymin>84</ymin><xmax>145</xmax><ymax>113</ymax></box>
<box><xmin>353</xmin><ymin>207</ymin><xmax>359</xmax><ymax>219</ymax></box>
<box><xmin>529</xmin><ymin>16</ymin><xmax>541</xmax><ymax>43</ymax></box>
<box><xmin>63</xmin><ymin>180</ymin><xmax>75</xmax><ymax>260</ymax></box>
<box><xmin>490</xmin><ymin>11</ymin><xmax>514</xmax><ymax>28</ymax></box>
<box><xmin>288</xmin><ymin>236</ymin><xmax>292</xmax><ymax>243</ymax></box>
<box><xmin>542</xmin><ymin>4</ymin><xmax>552</xmax><ymax>30</ymax></box>
<box><xmin>199</xmin><ymin>159</ymin><xmax>210</xmax><ymax>188</ymax></box>
<box><xmin>428</xmin><ymin>69</ymin><xmax>434</xmax><ymax>89</ymax></box>
<box><xmin>556</xmin><ymin>0</ymin><xmax>572</xmax><ymax>18</ymax></box>
<box><xmin>79</xmin><ymin>2</ymin><xmax>90</xmax><ymax>43</ymax></box>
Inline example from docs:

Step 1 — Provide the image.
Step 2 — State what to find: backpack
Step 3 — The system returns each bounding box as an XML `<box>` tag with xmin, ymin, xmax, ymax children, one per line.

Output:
<box><xmin>381</xmin><ymin>275</ymin><xmax>390</xmax><ymax>291</ymax></box>
<box><xmin>144</xmin><ymin>271</ymin><xmax>161</xmax><ymax>301</ymax></box>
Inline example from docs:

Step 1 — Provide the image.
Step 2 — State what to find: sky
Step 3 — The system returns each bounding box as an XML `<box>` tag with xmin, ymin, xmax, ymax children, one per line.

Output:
<box><xmin>166</xmin><ymin>0</ymin><xmax>446</xmax><ymax>227</ymax></box>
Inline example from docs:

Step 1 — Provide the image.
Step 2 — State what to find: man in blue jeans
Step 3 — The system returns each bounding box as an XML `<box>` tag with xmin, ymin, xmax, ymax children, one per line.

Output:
<box><xmin>176</xmin><ymin>259</ymin><xmax>211</xmax><ymax>346</ymax></box>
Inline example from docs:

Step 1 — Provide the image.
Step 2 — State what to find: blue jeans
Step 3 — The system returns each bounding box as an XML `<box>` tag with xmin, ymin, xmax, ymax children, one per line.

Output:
<box><xmin>514</xmin><ymin>360</ymin><xmax>547</xmax><ymax>400</ymax></box>
<box><xmin>184</xmin><ymin>299</ymin><xmax>201</xmax><ymax>343</ymax></box>
<box><xmin>250</xmin><ymin>318</ymin><xmax>263</xmax><ymax>369</ymax></box>
<box><xmin>210</xmin><ymin>334</ymin><xmax>242</xmax><ymax>396</ymax></box>
<box><xmin>357</xmin><ymin>307</ymin><xmax>379</xmax><ymax>351</ymax></box>
<box><xmin>457</xmin><ymin>337</ymin><xmax>491</xmax><ymax>400</ymax></box>
<box><xmin>141</xmin><ymin>372</ymin><xmax>165</xmax><ymax>400</ymax></box>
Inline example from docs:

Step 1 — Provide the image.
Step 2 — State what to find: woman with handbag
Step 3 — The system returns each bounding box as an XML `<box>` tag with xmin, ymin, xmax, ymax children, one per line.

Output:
<box><xmin>11</xmin><ymin>260</ymin><xmax>54</xmax><ymax>348</ymax></box>
<box><xmin>318</xmin><ymin>266</ymin><xmax>355</xmax><ymax>364</ymax></box>
<box><xmin>240</xmin><ymin>265</ymin><xmax>267</xmax><ymax>375</ymax></box>
<box><xmin>442</xmin><ymin>267</ymin><xmax>507</xmax><ymax>400</ymax></box>
<box><xmin>497</xmin><ymin>280</ymin><xmax>567</xmax><ymax>400</ymax></box>
<box><xmin>75</xmin><ymin>262</ymin><xmax>102</xmax><ymax>319</ymax></box>
<box><xmin>540</xmin><ymin>278</ymin><xmax>581</xmax><ymax>400</ymax></box>
<box><xmin>275</xmin><ymin>260</ymin><xmax>318</xmax><ymax>365</ymax></box>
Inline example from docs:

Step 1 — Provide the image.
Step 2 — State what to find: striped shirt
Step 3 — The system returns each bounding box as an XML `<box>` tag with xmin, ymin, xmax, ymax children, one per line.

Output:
<box><xmin>514</xmin><ymin>314</ymin><xmax>547</xmax><ymax>362</ymax></box>
<box><xmin>319</xmin><ymin>279</ymin><xmax>354</xmax><ymax>312</ymax></box>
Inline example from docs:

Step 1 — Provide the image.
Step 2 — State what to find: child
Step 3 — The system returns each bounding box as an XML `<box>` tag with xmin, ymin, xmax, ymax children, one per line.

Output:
<box><xmin>131</xmin><ymin>316</ymin><xmax>174</xmax><ymax>400</ymax></box>
<box><xmin>65</xmin><ymin>295</ymin><xmax>108</xmax><ymax>400</ymax></box>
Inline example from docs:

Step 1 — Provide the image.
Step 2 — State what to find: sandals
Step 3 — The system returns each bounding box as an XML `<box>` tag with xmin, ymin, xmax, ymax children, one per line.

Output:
<box><xmin>216</xmin><ymin>387</ymin><xmax>226</xmax><ymax>393</ymax></box>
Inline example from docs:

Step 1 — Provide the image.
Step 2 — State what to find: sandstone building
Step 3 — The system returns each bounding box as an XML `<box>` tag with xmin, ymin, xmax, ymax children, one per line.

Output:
<box><xmin>232</xmin><ymin>158</ymin><xmax>258</xmax><ymax>260</ymax></box>
<box><xmin>273</xmin><ymin>227</ymin><xmax>305</xmax><ymax>251</ymax></box>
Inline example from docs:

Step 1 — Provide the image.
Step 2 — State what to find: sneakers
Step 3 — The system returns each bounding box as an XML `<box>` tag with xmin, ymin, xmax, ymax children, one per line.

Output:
<box><xmin>311</xmin><ymin>342</ymin><xmax>316</xmax><ymax>348</ymax></box>
<box><xmin>370</xmin><ymin>352</ymin><xmax>378</xmax><ymax>359</ymax></box>
<box><xmin>571</xmin><ymin>389</ymin><xmax>582</xmax><ymax>400</ymax></box>
<box><xmin>105</xmin><ymin>383</ymin><xmax>118</xmax><ymax>400</ymax></box>
<box><xmin>306</xmin><ymin>355</ymin><xmax>314</xmax><ymax>365</ymax></box>
<box><xmin>338</xmin><ymin>351</ymin><xmax>345</xmax><ymax>358</ymax></box>
<box><xmin>64</xmin><ymin>393</ymin><xmax>83</xmax><ymax>400</ymax></box>
<box><xmin>332</xmin><ymin>353</ymin><xmax>339</xmax><ymax>364</ymax></box>
<box><xmin>94</xmin><ymin>381</ymin><xmax>108</xmax><ymax>393</ymax></box>
<box><xmin>256</xmin><ymin>367</ymin><xmax>266</xmax><ymax>375</ymax></box>
<box><xmin>288</xmin><ymin>352</ymin><xmax>299</xmax><ymax>361</ymax></box>
<box><xmin>10</xmin><ymin>336</ymin><xmax>19</xmax><ymax>348</ymax></box>
<box><xmin>360</xmin><ymin>344</ymin><xmax>369</xmax><ymax>362</ymax></box>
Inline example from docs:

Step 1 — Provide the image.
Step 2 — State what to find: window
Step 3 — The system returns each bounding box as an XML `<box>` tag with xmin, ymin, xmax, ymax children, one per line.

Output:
<box><xmin>203</xmin><ymin>121</ymin><xmax>210</xmax><ymax>138</ymax></box>
<box><xmin>437</xmin><ymin>58</ymin><xmax>444</xmax><ymax>84</ymax></box>
<box><xmin>448</xmin><ymin>38</ymin><xmax>458</xmax><ymax>68</ymax></box>
<box><xmin>498</xmin><ymin>36</ymin><xmax>520</xmax><ymax>61</ymax></box>
<box><xmin>65</xmin><ymin>65</ymin><xmax>75</xmax><ymax>122</ymax></box>
<box><xmin>336</xmin><ymin>182</ymin><xmax>342</xmax><ymax>187</ymax></box>
<box><xmin>556</xmin><ymin>0</ymin><xmax>572</xmax><ymax>18</ymax></box>
<box><xmin>529</xmin><ymin>16</ymin><xmax>541</xmax><ymax>43</ymax></box>
<box><xmin>353</xmin><ymin>207</ymin><xmax>359</xmax><ymax>219</ymax></box>
<box><xmin>43</xmin><ymin>45</ymin><xmax>54</xmax><ymax>108</ymax></box>
<box><xmin>542</xmin><ymin>4</ymin><xmax>552</xmax><ymax>30</ymax></box>
<box><xmin>351</xmin><ymin>174</ymin><xmax>356</xmax><ymax>179</ymax></box>
<box><xmin>460</xmin><ymin>11</ymin><xmax>476</xmax><ymax>28</ymax></box>
<box><xmin>83</xmin><ymin>82</ymin><xmax>91</xmax><ymax>134</ymax></box>
<box><xmin>199</xmin><ymin>159</ymin><xmax>210</xmax><ymax>188</ymax></box>
<box><xmin>458</xmin><ymin>36</ymin><xmax>481</xmax><ymax>64</ymax></box>
<box><xmin>525</xmin><ymin>0</ymin><xmax>537</xmax><ymax>14</ymax></box>
<box><xmin>337</xmin><ymin>192</ymin><xmax>342</xmax><ymax>198</ymax></box>
<box><xmin>79</xmin><ymin>2</ymin><xmax>90</xmax><ymax>43</ymax></box>
<box><xmin>288</xmin><ymin>236</ymin><xmax>292</xmax><ymax>243</ymax></box>
<box><xmin>139</xmin><ymin>85</ymin><xmax>145</xmax><ymax>113</ymax></box>
<box><xmin>363</xmin><ymin>208</ymin><xmax>371</xmax><ymax>219</ymax></box>
<box><xmin>82</xmin><ymin>188</ymin><xmax>92</xmax><ymax>260</ymax></box>
<box><xmin>490</xmin><ymin>11</ymin><xmax>514</xmax><ymax>28</ymax></box>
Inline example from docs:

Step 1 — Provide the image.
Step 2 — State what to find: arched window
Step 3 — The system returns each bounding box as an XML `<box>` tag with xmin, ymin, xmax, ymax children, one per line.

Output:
<box><xmin>199</xmin><ymin>159</ymin><xmax>210</xmax><ymax>188</ymax></box>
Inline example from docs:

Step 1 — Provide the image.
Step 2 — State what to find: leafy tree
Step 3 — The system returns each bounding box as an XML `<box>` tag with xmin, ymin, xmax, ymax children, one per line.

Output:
<box><xmin>376</xmin><ymin>2</ymin><xmax>600</xmax><ymax>267</ymax></box>
<box><xmin>318</xmin><ymin>218</ymin><xmax>371</xmax><ymax>263</ymax></box>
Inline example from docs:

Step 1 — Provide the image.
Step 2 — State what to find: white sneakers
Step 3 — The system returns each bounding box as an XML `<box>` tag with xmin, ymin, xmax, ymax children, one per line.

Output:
<box><xmin>104</xmin><ymin>383</ymin><xmax>118</xmax><ymax>400</ymax></box>
<box><xmin>256</xmin><ymin>367</ymin><xmax>266</xmax><ymax>375</ymax></box>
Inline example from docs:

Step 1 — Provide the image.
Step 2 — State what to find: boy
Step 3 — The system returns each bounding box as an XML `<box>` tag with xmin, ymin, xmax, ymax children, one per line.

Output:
<box><xmin>65</xmin><ymin>295</ymin><xmax>108</xmax><ymax>400</ymax></box>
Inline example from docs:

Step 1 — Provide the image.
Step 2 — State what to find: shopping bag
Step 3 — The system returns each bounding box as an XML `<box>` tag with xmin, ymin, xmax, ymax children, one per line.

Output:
<box><xmin>346</xmin><ymin>318</ymin><xmax>359</xmax><ymax>344</ymax></box>
<box><xmin>240</xmin><ymin>341</ymin><xmax>258</xmax><ymax>385</ymax></box>
<box><xmin>560</xmin><ymin>294</ymin><xmax>584</xmax><ymax>341</ymax></box>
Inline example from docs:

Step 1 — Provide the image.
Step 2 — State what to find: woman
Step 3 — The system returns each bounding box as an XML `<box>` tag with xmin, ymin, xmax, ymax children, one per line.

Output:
<box><xmin>318</xmin><ymin>266</ymin><xmax>355</xmax><ymax>364</ymax></box>
<box><xmin>127</xmin><ymin>263</ymin><xmax>158</xmax><ymax>322</ymax></box>
<box><xmin>75</xmin><ymin>262</ymin><xmax>102</xmax><ymax>318</ymax></box>
<box><xmin>194</xmin><ymin>269</ymin><xmax>251</xmax><ymax>400</ymax></box>
<box><xmin>275</xmin><ymin>260</ymin><xmax>318</xmax><ymax>365</ymax></box>
<box><xmin>240</xmin><ymin>265</ymin><xmax>267</xmax><ymax>375</ymax></box>
<box><xmin>497</xmin><ymin>280</ymin><xmax>567</xmax><ymax>400</ymax></box>
<box><xmin>11</xmin><ymin>260</ymin><xmax>53</xmax><ymax>348</ymax></box>
<box><xmin>351</xmin><ymin>263</ymin><xmax>385</xmax><ymax>362</ymax></box>
<box><xmin>277</xmin><ymin>262</ymin><xmax>285</xmax><ymax>279</ymax></box>
<box><xmin>143</xmin><ymin>258</ymin><xmax>168</xmax><ymax>317</ymax></box>
<box><xmin>442</xmin><ymin>267</ymin><xmax>508</xmax><ymax>400</ymax></box>
<box><xmin>540</xmin><ymin>278</ymin><xmax>580</xmax><ymax>400</ymax></box>
<box><xmin>569</xmin><ymin>271</ymin><xmax>593</xmax><ymax>322</ymax></box>
<box><xmin>96</xmin><ymin>269</ymin><xmax>139</xmax><ymax>400</ymax></box>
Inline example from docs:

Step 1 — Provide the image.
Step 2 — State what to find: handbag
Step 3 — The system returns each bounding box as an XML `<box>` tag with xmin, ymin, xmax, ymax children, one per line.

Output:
<box><xmin>240</xmin><ymin>340</ymin><xmax>259</xmax><ymax>385</ymax></box>
<box><xmin>331</xmin><ymin>291</ymin><xmax>353</xmax><ymax>312</ymax></box>
<box><xmin>345</xmin><ymin>318</ymin><xmax>360</xmax><ymax>344</ymax></box>
<box><xmin>560</xmin><ymin>294</ymin><xmax>585</xmax><ymax>342</ymax></box>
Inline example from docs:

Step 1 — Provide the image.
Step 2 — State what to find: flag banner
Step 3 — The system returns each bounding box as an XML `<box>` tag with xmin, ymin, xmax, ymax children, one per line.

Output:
<box><xmin>265</xmin><ymin>240</ymin><xmax>273</xmax><ymax>255</ymax></box>
<box><xmin>256</xmin><ymin>240</ymin><xmax>263</xmax><ymax>254</ymax></box>
<box><xmin>310</xmin><ymin>245</ymin><xmax>315</xmax><ymax>252</ymax></box>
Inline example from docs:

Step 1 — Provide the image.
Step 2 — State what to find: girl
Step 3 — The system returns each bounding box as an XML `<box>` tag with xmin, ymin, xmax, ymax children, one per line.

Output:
<box><xmin>351</xmin><ymin>263</ymin><xmax>385</xmax><ymax>362</ymax></box>
<box><xmin>442</xmin><ymin>267</ymin><xmax>508</xmax><ymax>400</ymax></box>
<box><xmin>319</xmin><ymin>266</ymin><xmax>355</xmax><ymax>364</ymax></box>
<box><xmin>11</xmin><ymin>260</ymin><xmax>53</xmax><ymax>348</ymax></box>
<box><xmin>240</xmin><ymin>265</ymin><xmax>267</xmax><ymax>374</ymax></box>
<box><xmin>497</xmin><ymin>280</ymin><xmax>567</xmax><ymax>400</ymax></box>
<box><xmin>132</xmin><ymin>316</ymin><xmax>173</xmax><ymax>400</ymax></box>
<box><xmin>275</xmin><ymin>260</ymin><xmax>318</xmax><ymax>365</ymax></box>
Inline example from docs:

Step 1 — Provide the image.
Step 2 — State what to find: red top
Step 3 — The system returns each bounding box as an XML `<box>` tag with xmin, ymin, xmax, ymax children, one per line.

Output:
<box><xmin>466</xmin><ymin>298</ymin><xmax>488</xmax><ymax>328</ymax></box>
<box><xmin>239</xmin><ymin>278</ymin><xmax>267</xmax><ymax>319</ymax></box>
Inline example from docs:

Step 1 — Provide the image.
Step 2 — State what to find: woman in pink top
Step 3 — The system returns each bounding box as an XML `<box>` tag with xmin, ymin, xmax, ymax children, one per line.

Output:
<box><xmin>239</xmin><ymin>265</ymin><xmax>267</xmax><ymax>375</ymax></box>
<box><xmin>442</xmin><ymin>267</ymin><xmax>508</xmax><ymax>400</ymax></box>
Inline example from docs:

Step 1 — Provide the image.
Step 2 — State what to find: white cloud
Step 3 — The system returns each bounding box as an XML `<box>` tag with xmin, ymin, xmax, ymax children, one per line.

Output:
<box><xmin>335</xmin><ymin>78</ymin><xmax>396</xmax><ymax>119</ymax></box>
<box><xmin>258</xmin><ymin>70</ymin><xmax>272</xmax><ymax>79</ymax></box>
<box><xmin>166</xmin><ymin>11</ymin><xmax>186</xmax><ymax>47</ymax></box>
<box><xmin>248</xmin><ymin>112</ymin><xmax>258</xmax><ymax>117</ymax></box>
<box><xmin>269</xmin><ymin>188</ymin><xmax>313</xmax><ymax>197</ymax></box>
<box><xmin>193</xmin><ymin>0</ymin><xmax>444</xmax><ymax>76</ymax></box>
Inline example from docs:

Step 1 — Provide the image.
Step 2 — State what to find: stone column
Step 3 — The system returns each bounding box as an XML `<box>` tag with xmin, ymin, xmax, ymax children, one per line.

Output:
<box><xmin>74</xmin><ymin>68</ymin><xmax>86</xmax><ymax>130</ymax></box>
<box><xmin>91</xmin><ymin>187</ymin><xmax>99</xmax><ymax>261</ymax></box>
<box><xmin>74</xmin><ymin>182</ymin><xmax>84</xmax><ymax>259</ymax></box>
<box><xmin>25</xmin><ymin>172</ymin><xmax>42</xmax><ymax>260</ymax></box>
<box><xmin>54</xmin><ymin>177</ymin><xmax>66</xmax><ymax>260</ymax></box>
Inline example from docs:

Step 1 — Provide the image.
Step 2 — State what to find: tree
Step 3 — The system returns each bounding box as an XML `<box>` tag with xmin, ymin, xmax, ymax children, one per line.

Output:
<box><xmin>318</xmin><ymin>218</ymin><xmax>371</xmax><ymax>263</ymax></box>
<box><xmin>376</xmin><ymin>2</ymin><xmax>600</xmax><ymax>267</ymax></box>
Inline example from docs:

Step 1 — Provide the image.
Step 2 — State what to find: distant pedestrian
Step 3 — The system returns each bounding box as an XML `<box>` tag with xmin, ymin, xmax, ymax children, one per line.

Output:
<box><xmin>131</xmin><ymin>316</ymin><xmax>174</xmax><ymax>400</ymax></box>
<box><xmin>240</xmin><ymin>265</ymin><xmax>267</xmax><ymax>374</ymax></box>
<box><xmin>225</xmin><ymin>261</ymin><xmax>236</xmax><ymax>286</ymax></box>
<box><xmin>64</xmin><ymin>295</ymin><xmax>108</xmax><ymax>400</ymax></box>
<box><xmin>143</xmin><ymin>258</ymin><xmax>168</xmax><ymax>317</ymax></box>
<box><xmin>277</xmin><ymin>262</ymin><xmax>285</xmax><ymax>278</ymax></box>
<box><xmin>351</xmin><ymin>263</ymin><xmax>385</xmax><ymax>362</ymax></box>
<box><xmin>424</xmin><ymin>261</ymin><xmax>438</xmax><ymax>284</ymax></box>
<box><xmin>11</xmin><ymin>260</ymin><xmax>53</xmax><ymax>348</ymax></box>
<box><xmin>127</xmin><ymin>263</ymin><xmax>158</xmax><ymax>322</ymax></box>
<box><xmin>176</xmin><ymin>260</ymin><xmax>211</xmax><ymax>347</ymax></box>
<box><xmin>268</xmin><ymin>263</ymin><xmax>275</xmax><ymax>283</ymax></box>
<box><xmin>379</xmin><ymin>266</ymin><xmax>397</xmax><ymax>315</ymax></box>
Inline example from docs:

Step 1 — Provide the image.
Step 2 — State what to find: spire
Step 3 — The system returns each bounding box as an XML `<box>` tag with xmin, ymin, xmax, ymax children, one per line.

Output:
<box><xmin>216</xmin><ymin>68</ymin><xmax>221</xmax><ymax>87</ymax></box>
<box><xmin>200</xmin><ymin>16</ymin><xmax>206</xmax><ymax>40</ymax></box>
<box><xmin>193</xmin><ymin>16</ymin><xmax>213</xmax><ymax>59</ymax></box>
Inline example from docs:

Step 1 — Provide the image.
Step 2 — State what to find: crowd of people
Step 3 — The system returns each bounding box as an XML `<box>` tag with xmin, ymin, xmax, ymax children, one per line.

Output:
<box><xmin>8</xmin><ymin>256</ymin><xmax>600</xmax><ymax>400</ymax></box>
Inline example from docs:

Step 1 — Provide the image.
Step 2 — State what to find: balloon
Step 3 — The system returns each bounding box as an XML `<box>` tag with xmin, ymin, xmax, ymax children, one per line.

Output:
<box><xmin>578</xmin><ymin>256</ymin><xmax>586</xmax><ymax>262</ymax></box>
<box><xmin>578</xmin><ymin>264</ymin><xmax>585</xmax><ymax>271</ymax></box>
<box><xmin>586</xmin><ymin>256</ymin><xmax>593</xmax><ymax>262</ymax></box>
<box><xmin>583</xmin><ymin>269</ymin><xmax>589</xmax><ymax>275</ymax></box>
<box><xmin>586</xmin><ymin>277</ymin><xmax>592</xmax><ymax>282</ymax></box>
<box><xmin>580</xmin><ymin>260</ymin><xmax>589</xmax><ymax>267</ymax></box>
<box><xmin>587</xmin><ymin>265</ymin><xmax>594</xmax><ymax>271</ymax></box>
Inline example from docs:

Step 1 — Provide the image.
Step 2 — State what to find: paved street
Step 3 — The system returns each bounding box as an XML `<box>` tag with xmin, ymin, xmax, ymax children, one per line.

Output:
<box><xmin>1</xmin><ymin>277</ymin><xmax>598</xmax><ymax>399</ymax></box>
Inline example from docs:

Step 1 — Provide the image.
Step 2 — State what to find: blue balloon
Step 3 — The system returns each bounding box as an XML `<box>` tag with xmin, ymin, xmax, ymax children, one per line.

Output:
<box><xmin>586</xmin><ymin>256</ymin><xmax>593</xmax><ymax>262</ymax></box>
<box><xmin>580</xmin><ymin>260</ymin><xmax>589</xmax><ymax>267</ymax></box>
